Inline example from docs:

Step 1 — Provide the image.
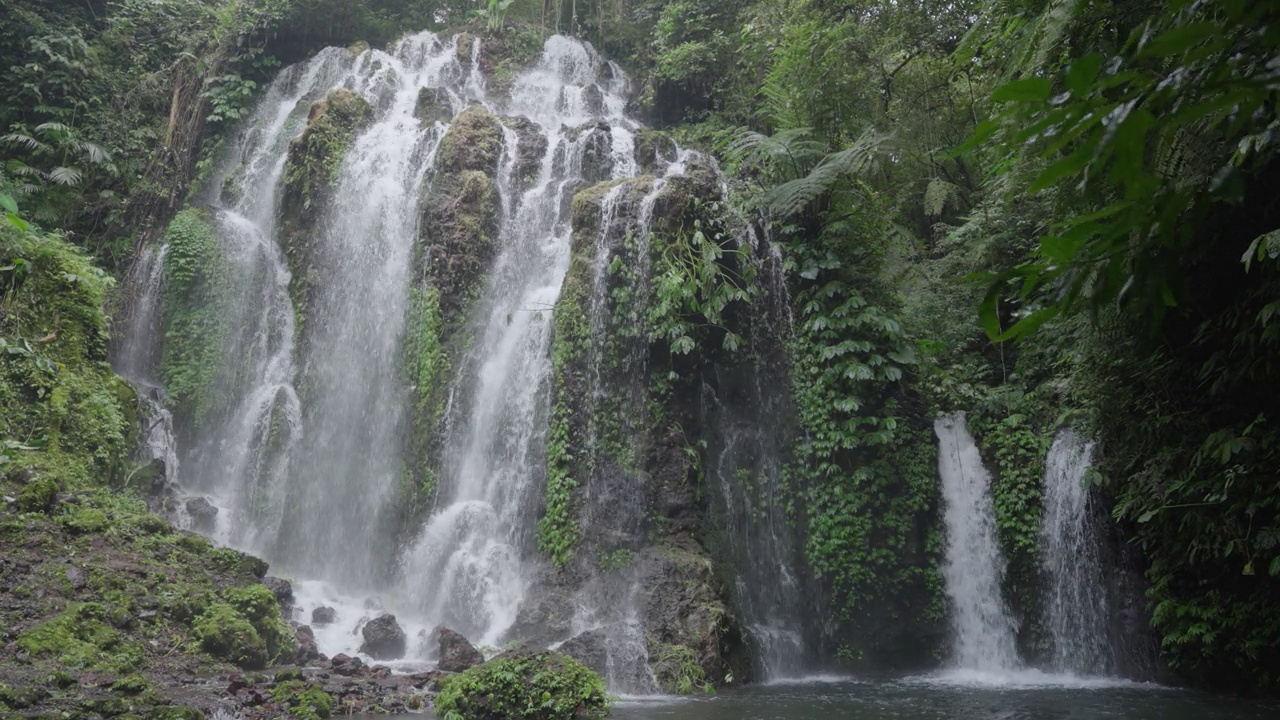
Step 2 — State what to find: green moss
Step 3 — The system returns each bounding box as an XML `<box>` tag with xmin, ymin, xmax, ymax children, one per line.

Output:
<box><xmin>271</xmin><ymin>680</ymin><xmax>333</xmax><ymax>720</ymax></box>
<box><xmin>16</xmin><ymin>477</ymin><xmax>60</xmax><ymax>513</ymax></box>
<box><xmin>433</xmin><ymin>104</ymin><xmax>503</xmax><ymax>175</ymax></box>
<box><xmin>404</xmin><ymin>284</ymin><xmax>447</xmax><ymax>512</ymax></box>
<box><xmin>435</xmin><ymin>652</ymin><xmax>610</xmax><ymax>720</ymax></box>
<box><xmin>223</xmin><ymin>584</ymin><xmax>296</xmax><ymax>662</ymax></box>
<box><xmin>158</xmin><ymin>207</ymin><xmax>232</xmax><ymax>427</ymax></box>
<box><xmin>17</xmin><ymin>602</ymin><xmax>144</xmax><ymax>673</ymax></box>
<box><xmin>58</xmin><ymin>506</ymin><xmax>110</xmax><ymax>534</ymax></box>
<box><xmin>192</xmin><ymin>603</ymin><xmax>267</xmax><ymax>669</ymax></box>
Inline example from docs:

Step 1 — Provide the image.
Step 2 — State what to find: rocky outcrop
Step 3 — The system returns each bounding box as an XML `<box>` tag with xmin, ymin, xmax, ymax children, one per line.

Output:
<box><xmin>262</xmin><ymin>576</ymin><xmax>294</xmax><ymax>619</ymax></box>
<box><xmin>185</xmin><ymin>496</ymin><xmax>218</xmax><ymax>533</ymax></box>
<box><xmin>433</xmin><ymin>626</ymin><xmax>484</xmax><ymax>672</ymax></box>
<box><xmin>358</xmin><ymin>614</ymin><xmax>407</xmax><ymax>660</ymax></box>
<box><xmin>311</xmin><ymin>605</ymin><xmax>336</xmax><ymax>625</ymax></box>
<box><xmin>276</xmin><ymin>88</ymin><xmax>373</xmax><ymax>347</ymax></box>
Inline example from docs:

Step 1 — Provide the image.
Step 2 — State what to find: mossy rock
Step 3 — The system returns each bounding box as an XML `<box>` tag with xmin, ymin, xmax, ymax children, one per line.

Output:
<box><xmin>16</xmin><ymin>477</ymin><xmax>60</xmax><ymax>513</ymax></box>
<box><xmin>415</xmin><ymin>86</ymin><xmax>452</xmax><ymax>125</ymax></box>
<box><xmin>634</xmin><ymin>130</ymin><xmax>678</xmax><ymax>174</ymax></box>
<box><xmin>192</xmin><ymin>603</ymin><xmax>267</xmax><ymax>669</ymax></box>
<box><xmin>434</xmin><ymin>104</ymin><xmax>503</xmax><ymax>176</ymax></box>
<box><xmin>58</xmin><ymin>507</ymin><xmax>110</xmax><ymax>534</ymax></box>
<box><xmin>271</xmin><ymin>680</ymin><xmax>333</xmax><ymax>720</ymax></box>
<box><xmin>434</xmin><ymin>652</ymin><xmax>610</xmax><ymax>720</ymax></box>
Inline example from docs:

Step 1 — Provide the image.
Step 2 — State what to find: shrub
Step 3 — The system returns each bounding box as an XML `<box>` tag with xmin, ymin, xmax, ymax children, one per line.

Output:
<box><xmin>435</xmin><ymin>652</ymin><xmax>610</xmax><ymax>720</ymax></box>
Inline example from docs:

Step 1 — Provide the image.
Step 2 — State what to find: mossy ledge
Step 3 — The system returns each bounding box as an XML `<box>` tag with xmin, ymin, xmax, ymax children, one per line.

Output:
<box><xmin>434</xmin><ymin>651</ymin><xmax>611</xmax><ymax>720</ymax></box>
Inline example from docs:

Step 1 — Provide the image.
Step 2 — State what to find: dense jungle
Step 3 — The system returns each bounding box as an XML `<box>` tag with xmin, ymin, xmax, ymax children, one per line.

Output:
<box><xmin>1</xmin><ymin>1</ymin><xmax>1278</xmax><ymax>718</ymax></box>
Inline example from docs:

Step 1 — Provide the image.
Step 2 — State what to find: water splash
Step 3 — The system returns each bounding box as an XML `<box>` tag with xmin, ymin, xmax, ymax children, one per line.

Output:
<box><xmin>1042</xmin><ymin>428</ymin><xmax>1114</xmax><ymax>674</ymax></box>
<box><xmin>934</xmin><ymin>414</ymin><xmax>1020</xmax><ymax>671</ymax></box>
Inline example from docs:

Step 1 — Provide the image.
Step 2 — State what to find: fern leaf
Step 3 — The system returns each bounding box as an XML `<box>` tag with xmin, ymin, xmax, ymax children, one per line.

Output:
<box><xmin>924</xmin><ymin>178</ymin><xmax>958</xmax><ymax>217</ymax></box>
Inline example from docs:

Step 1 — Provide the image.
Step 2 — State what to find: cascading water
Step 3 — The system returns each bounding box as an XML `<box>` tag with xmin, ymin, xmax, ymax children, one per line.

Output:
<box><xmin>396</xmin><ymin>36</ymin><xmax>652</xmax><ymax>652</ymax></box>
<box><xmin>112</xmin><ymin>244</ymin><xmax>181</xmax><ymax>496</ymax></box>
<box><xmin>1041</xmin><ymin>428</ymin><xmax>1114</xmax><ymax>674</ymax></box>
<box><xmin>934</xmin><ymin>414</ymin><xmax>1020</xmax><ymax>672</ymax></box>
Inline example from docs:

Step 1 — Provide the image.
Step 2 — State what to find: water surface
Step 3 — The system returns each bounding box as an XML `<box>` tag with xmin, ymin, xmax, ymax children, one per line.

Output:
<box><xmin>417</xmin><ymin>676</ymin><xmax>1275</xmax><ymax>720</ymax></box>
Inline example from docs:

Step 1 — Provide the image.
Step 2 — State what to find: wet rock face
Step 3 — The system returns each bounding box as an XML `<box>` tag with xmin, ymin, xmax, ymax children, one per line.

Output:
<box><xmin>185</xmin><ymin>496</ymin><xmax>218</xmax><ymax>533</ymax></box>
<box><xmin>311</xmin><ymin>605</ymin><xmax>336</xmax><ymax>625</ymax></box>
<box><xmin>433</xmin><ymin>625</ymin><xmax>484</xmax><ymax>672</ymax></box>
<box><xmin>415</xmin><ymin>86</ymin><xmax>452</xmax><ymax>125</ymax></box>
<box><xmin>558</xmin><ymin>627</ymin><xmax>610</xmax><ymax>677</ymax></box>
<box><xmin>359</xmin><ymin>614</ymin><xmax>407</xmax><ymax>660</ymax></box>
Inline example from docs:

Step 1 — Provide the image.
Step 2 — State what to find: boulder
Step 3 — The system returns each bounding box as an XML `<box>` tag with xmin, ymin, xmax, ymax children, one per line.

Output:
<box><xmin>557</xmin><ymin>627</ymin><xmax>609</xmax><ymax>677</ymax></box>
<box><xmin>185</xmin><ymin>496</ymin><xmax>218</xmax><ymax>533</ymax></box>
<box><xmin>262</xmin><ymin>576</ymin><xmax>294</xmax><ymax>617</ymax></box>
<box><xmin>358</xmin><ymin>614</ymin><xmax>407</xmax><ymax>660</ymax></box>
<box><xmin>433</xmin><ymin>626</ymin><xmax>484</xmax><ymax>672</ymax></box>
<box><xmin>311</xmin><ymin>606</ymin><xmax>337</xmax><ymax>625</ymax></box>
<box><xmin>294</xmin><ymin>624</ymin><xmax>322</xmax><ymax>665</ymax></box>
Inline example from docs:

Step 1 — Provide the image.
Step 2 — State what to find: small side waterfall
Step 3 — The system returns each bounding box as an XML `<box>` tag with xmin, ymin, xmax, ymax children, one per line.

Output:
<box><xmin>1041</xmin><ymin>428</ymin><xmax>1114</xmax><ymax>674</ymax></box>
<box><xmin>934</xmin><ymin>414</ymin><xmax>1019</xmax><ymax>672</ymax></box>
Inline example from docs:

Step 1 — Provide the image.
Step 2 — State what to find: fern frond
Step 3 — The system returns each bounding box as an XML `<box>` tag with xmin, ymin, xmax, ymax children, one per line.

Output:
<box><xmin>924</xmin><ymin>178</ymin><xmax>959</xmax><ymax>217</ymax></box>
<box><xmin>764</xmin><ymin>131</ymin><xmax>889</xmax><ymax>217</ymax></box>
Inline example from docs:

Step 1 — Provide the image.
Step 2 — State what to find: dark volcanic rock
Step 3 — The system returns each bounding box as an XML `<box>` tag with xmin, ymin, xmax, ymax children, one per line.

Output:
<box><xmin>294</xmin><ymin>624</ymin><xmax>322</xmax><ymax>665</ymax></box>
<box><xmin>262</xmin><ymin>576</ymin><xmax>294</xmax><ymax>616</ymax></box>
<box><xmin>359</xmin><ymin>614</ymin><xmax>407</xmax><ymax>660</ymax></box>
<box><xmin>185</xmin><ymin>496</ymin><xmax>218</xmax><ymax>532</ymax></box>
<box><xmin>311</xmin><ymin>605</ymin><xmax>336</xmax><ymax>625</ymax></box>
<box><xmin>433</xmin><ymin>625</ymin><xmax>484</xmax><ymax>672</ymax></box>
<box><xmin>558</xmin><ymin>627</ymin><xmax>609</xmax><ymax>677</ymax></box>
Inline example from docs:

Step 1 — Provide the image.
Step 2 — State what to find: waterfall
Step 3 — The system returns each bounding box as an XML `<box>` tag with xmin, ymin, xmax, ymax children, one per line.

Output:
<box><xmin>1041</xmin><ymin>428</ymin><xmax>1114</xmax><ymax>674</ymax></box>
<box><xmin>119</xmin><ymin>28</ymin><xmax>782</xmax><ymax>684</ymax></box>
<box><xmin>395</xmin><ymin>36</ymin><xmax>657</xmax><ymax>653</ymax></box>
<box><xmin>934</xmin><ymin>414</ymin><xmax>1020</xmax><ymax>672</ymax></box>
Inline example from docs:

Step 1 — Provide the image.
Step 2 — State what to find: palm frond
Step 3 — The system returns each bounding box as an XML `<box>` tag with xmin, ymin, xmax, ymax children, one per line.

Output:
<box><xmin>1</xmin><ymin>133</ymin><xmax>48</xmax><ymax>152</ymax></box>
<box><xmin>47</xmin><ymin>166</ymin><xmax>83</xmax><ymax>186</ymax></box>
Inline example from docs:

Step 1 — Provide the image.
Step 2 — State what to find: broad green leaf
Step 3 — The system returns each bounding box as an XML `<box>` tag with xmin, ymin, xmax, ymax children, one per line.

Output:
<box><xmin>992</xmin><ymin>77</ymin><xmax>1053</xmax><ymax>103</ymax></box>
<box><xmin>1065</xmin><ymin>54</ymin><xmax>1103</xmax><ymax>95</ymax></box>
<box><xmin>1137</xmin><ymin>22</ymin><xmax>1218</xmax><ymax>58</ymax></box>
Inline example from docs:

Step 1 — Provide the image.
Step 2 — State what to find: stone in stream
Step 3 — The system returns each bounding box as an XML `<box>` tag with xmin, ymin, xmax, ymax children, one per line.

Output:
<box><xmin>433</xmin><ymin>626</ymin><xmax>484</xmax><ymax>672</ymax></box>
<box><xmin>185</xmin><ymin>496</ymin><xmax>218</xmax><ymax>532</ymax></box>
<box><xmin>311</xmin><ymin>606</ymin><xmax>336</xmax><ymax>625</ymax></box>
<box><xmin>359</xmin><ymin>614</ymin><xmax>407</xmax><ymax>660</ymax></box>
<box><xmin>294</xmin><ymin>624</ymin><xmax>323</xmax><ymax>665</ymax></box>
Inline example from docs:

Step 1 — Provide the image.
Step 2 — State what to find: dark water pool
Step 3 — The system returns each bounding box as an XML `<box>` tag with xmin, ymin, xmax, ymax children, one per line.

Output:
<box><xmin>413</xmin><ymin>671</ymin><xmax>1276</xmax><ymax>720</ymax></box>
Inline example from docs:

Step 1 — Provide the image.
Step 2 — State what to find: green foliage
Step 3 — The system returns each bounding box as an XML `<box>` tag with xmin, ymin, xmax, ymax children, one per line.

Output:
<box><xmin>434</xmin><ymin>652</ymin><xmax>610</xmax><ymax>720</ymax></box>
<box><xmin>158</xmin><ymin>208</ymin><xmax>231</xmax><ymax>426</ymax></box>
<box><xmin>1</xmin><ymin>222</ymin><xmax>132</xmax><ymax>487</ymax></box>
<box><xmin>648</xmin><ymin>205</ymin><xmax>756</xmax><ymax>355</ymax></box>
<box><xmin>978</xmin><ymin>0</ymin><xmax>1280</xmax><ymax>338</ymax></box>
<box><xmin>649</xmin><ymin>641</ymin><xmax>714</xmax><ymax>695</ymax></box>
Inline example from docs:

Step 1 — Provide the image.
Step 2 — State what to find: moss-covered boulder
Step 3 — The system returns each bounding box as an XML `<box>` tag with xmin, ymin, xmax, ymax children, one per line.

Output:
<box><xmin>278</xmin><ymin>88</ymin><xmax>373</xmax><ymax>343</ymax></box>
<box><xmin>434</xmin><ymin>652</ymin><xmax>610</xmax><ymax>720</ymax></box>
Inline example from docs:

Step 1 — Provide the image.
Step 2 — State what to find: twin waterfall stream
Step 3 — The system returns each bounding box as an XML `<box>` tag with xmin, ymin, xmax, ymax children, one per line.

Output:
<box><xmin>116</xmin><ymin>31</ymin><xmax>1123</xmax><ymax>693</ymax></box>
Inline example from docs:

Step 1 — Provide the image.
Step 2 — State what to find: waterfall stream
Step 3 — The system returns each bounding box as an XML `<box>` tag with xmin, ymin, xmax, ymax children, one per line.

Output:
<box><xmin>1042</xmin><ymin>428</ymin><xmax>1114</xmax><ymax>674</ymax></box>
<box><xmin>934</xmin><ymin>414</ymin><xmax>1020</xmax><ymax>673</ymax></box>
